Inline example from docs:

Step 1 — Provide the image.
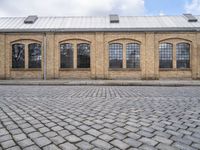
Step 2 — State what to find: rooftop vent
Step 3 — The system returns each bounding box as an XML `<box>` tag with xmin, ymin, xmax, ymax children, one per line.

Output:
<box><xmin>24</xmin><ymin>15</ymin><xmax>38</xmax><ymax>24</ymax></box>
<box><xmin>110</xmin><ymin>14</ymin><xmax>119</xmax><ymax>23</ymax></box>
<box><xmin>183</xmin><ymin>14</ymin><xmax>198</xmax><ymax>22</ymax></box>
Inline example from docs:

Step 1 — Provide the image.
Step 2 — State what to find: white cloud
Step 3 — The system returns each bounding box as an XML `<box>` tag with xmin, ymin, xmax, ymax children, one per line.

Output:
<box><xmin>159</xmin><ymin>11</ymin><xmax>165</xmax><ymax>16</ymax></box>
<box><xmin>0</xmin><ymin>0</ymin><xmax>145</xmax><ymax>17</ymax></box>
<box><xmin>185</xmin><ymin>0</ymin><xmax>200</xmax><ymax>14</ymax></box>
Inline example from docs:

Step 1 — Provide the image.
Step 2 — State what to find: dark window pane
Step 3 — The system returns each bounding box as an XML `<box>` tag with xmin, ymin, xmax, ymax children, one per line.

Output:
<box><xmin>176</xmin><ymin>43</ymin><xmax>190</xmax><ymax>68</ymax></box>
<box><xmin>77</xmin><ymin>43</ymin><xmax>90</xmax><ymax>68</ymax></box>
<box><xmin>28</xmin><ymin>43</ymin><xmax>41</xmax><ymax>68</ymax></box>
<box><xmin>60</xmin><ymin>43</ymin><xmax>73</xmax><ymax>68</ymax></box>
<box><xmin>126</xmin><ymin>43</ymin><xmax>140</xmax><ymax>68</ymax></box>
<box><xmin>12</xmin><ymin>43</ymin><xmax>25</xmax><ymax>68</ymax></box>
<box><xmin>159</xmin><ymin>43</ymin><xmax>173</xmax><ymax>68</ymax></box>
<box><xmin>109</xmin><ymin>43</ymin><xmax>123</xmax><ymax>68</ymax></box>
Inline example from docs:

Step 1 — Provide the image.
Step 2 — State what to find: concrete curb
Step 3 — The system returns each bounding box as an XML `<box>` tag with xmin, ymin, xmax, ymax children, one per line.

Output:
<box><xmin>0</xmin><ymin>80</ymin><xmax>200</xmax><ymax>86</ymax></box>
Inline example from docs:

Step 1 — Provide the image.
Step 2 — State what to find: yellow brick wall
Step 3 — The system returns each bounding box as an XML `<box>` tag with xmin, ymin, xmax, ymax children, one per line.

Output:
<box><xmin>0</xmin><ymin>32</ymin><xmax>199</xmax><ymax>80</ymax></box>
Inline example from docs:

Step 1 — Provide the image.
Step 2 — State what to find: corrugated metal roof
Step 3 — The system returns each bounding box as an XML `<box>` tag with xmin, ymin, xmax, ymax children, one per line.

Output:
<box><xmin>0</xmin><ymin>15</ymin><xmax>200</xmax><ymax>32</ymax></box>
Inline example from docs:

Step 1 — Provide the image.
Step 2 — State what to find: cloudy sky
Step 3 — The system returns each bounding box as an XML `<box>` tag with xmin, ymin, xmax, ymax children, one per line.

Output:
<box><xmin>0</xmin><ymin>0</ymin><xmax>200</xmax><ymax>17</ymax></box>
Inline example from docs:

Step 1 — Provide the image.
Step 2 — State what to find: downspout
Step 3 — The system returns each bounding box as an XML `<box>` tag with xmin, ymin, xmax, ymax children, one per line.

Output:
<box><xmin>43</xmin><ymin>33</ymin><xmax>47</xmax><ymax>80</ymax></box>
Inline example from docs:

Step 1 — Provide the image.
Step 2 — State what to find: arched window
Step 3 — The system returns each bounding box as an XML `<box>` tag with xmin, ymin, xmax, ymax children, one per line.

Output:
<box><xmin>126</xmin><ymin>43</ymin><xmax>140</xmax><ymax>68</ymax></box>
<box><xmin>60</xmin><ymin>43</ymin><xmax>73</xmax><ymax>68</ymax></box>
<box><xmin>28</xmin><ymin>43</ymin><xmax>42</xmax><ymax>68</ymax></box>
<box><xmin>77</xmin><ymin>43</ymin><xmax>90</xmax><ymax>68</ymax></box>
<box><xmin>109</xmin><ymin>43</ymin><xmax>123</xmax><ymax>68</ymax></box>
<box><xmin>176</xmin><ymin>43</ymin><xmax>190</xmax><ymax>69</ymax></box>
<box><xmin>159</xmin><ymin>43</ymin><xmax>173</xmax><ymax>68</ymax></box>
<box><xmin>12</xmin><ymin>43</ymin><xmax>25</xmax><ymax>68</ymax></box>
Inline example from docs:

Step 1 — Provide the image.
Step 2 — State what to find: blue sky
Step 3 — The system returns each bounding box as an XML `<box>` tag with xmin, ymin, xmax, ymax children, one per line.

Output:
<box><xmin>145</xmin><ymin>0</ymin><xmax>188</xmax><ymax>15</ymax></box>
<box><xmin>0</xmin><ymin>0</ymin><xmax>199</xmax><ymax>16</ymax></box>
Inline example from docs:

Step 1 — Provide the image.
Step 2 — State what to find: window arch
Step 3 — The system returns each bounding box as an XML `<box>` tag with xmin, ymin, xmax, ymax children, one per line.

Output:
<box><xmin>60</xmin><ymin>43</ymin><xmax>73</xmax><ymax>68</ymax></box>
<box><xmin>12</xmin><ymin>43</ymin><xmax>25</xmax><ymax>68</ymax></box>
<box><xmin>159</xmin><ymin>43</ymin><xmax>173</xmax><ymax>68</ymax></box>
<box><xmin>77</xmin><ymin>43</ymin><xmax>90</xmax><ymax>68</ymax></box>
<box><xmin>109</xmin><ymin>43</ymin><xmax>123</xmax><ymax>68</ymax></box>
<box><xmin>126</xmin><ymin>43</ymin><xmax>140</xmax><ymax>68</ymax></box>
<box><xmin>176</xmin><ymin>43</ymin><xmax>190</xmax><ymax>68</ymax></box>
<box><xmin>28</xmin><ymin>43</ymin><xmax>42</xmax><ymax>68</ymax></box>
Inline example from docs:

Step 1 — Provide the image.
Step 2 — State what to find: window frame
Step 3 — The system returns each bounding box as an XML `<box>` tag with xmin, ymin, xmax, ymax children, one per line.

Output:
<box><xmin>60</xmin><ymin>43</ymin><xmax>74</xmax><ymax>68</ymax></box>
<box><xmin>77</xmin><ymin>43</ymin><xmax>90</xmax><ymax>68</ymax></box>
<box><xmin>126</xmin><ymin>43</ymin><xmax>140</xmax><ymax>69</ymax></box>
<box><xmin>12</xmin><ymin>43</ymin><xmax>25</xmax><ymax>69</ymax></box>
<box><xmin>28</xmin><ymin>43</ymin><xmax>42</xmax><ymax>68</ymax></box>
<box><xmin>176</xmin><ymin>42</ymin><xmax>190</xmax><ymax>69</ymax></box>
<box><xmin>159</xmin><ymin>43</ymin><xmax>173</xmax><ymax>69</ymax></box>
<box><xmin>109</xmin><ymin>43</ymin><xmax>123</xmax><ymax>69</ymax></box>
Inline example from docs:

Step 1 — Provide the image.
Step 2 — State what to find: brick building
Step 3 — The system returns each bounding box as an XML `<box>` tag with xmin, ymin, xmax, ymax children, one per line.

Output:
<box><xmin>0</xmin><ymin>14</ymin><xmax>200</xmax><ymax>80</ymax></box>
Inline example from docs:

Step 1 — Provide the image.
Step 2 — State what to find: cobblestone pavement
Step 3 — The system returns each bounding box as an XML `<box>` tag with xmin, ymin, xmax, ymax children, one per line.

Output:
<box><xmin>0</xmin><ymin>86</ymin><xmax>200</xmax><ymax>150</ymax></box>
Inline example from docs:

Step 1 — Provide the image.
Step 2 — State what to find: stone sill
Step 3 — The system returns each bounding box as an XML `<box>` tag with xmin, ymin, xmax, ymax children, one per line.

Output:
<box><xmin>11</xmin><ymin>68</ymin><xmax>42</xmax><ymax>71</ymax></box>
<box><xmin>109</xmin><ymin>68</ymin><xmax>141</xmax><ymax>71</ymax></box>
<box><xmin>59</xmin><ymin>68</ymin><xmax>90</xmax><ymax>71</ymax></box>
<box><xmin>159</xmin><ymin>68</ymin><xmax>191</xmax><ymax>71</ymax></box>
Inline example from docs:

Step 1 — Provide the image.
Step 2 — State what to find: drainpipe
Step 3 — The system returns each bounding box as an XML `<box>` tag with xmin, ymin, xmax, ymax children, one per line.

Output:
<box><xmin>43</xmin><ymin>33</ymin><xmax>47</xmax><ymax>80</ymax></box>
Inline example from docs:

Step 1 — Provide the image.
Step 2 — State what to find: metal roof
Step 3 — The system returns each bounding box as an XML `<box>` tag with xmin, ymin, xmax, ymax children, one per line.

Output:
<box><xmin>0</xmin><ymin>15</ymin><xmax>200</xmax><ymax>32</ymax></box>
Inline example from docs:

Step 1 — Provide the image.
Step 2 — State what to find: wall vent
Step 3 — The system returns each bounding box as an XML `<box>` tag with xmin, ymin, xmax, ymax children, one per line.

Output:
<box><xmin>110</xmin><ymin>14</ymin><xmax>119</xmax><ymax>23</ymax></box>
<box><xmin>24</xmin><ymin>15</ymin><xmax>38</xmax><ymax>24</ymax></box>
<box><xmin>183</xmin><ymin>14</ymin><xmax>198</xmax><ymax>22</ymax></box>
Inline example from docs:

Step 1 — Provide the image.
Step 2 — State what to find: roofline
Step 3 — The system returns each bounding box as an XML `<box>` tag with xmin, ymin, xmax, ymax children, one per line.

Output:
<box><xmin>0</xmin><ymin>27</ymin><xmax>199</xmax><ymax>33</ymax></box>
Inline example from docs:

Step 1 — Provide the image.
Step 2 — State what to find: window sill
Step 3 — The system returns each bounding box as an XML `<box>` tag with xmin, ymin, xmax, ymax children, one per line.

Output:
<box><xmin>11</xmin><ymin>68</ymin><xmax>42</xmax><ymax>71</ymax></box>
<box><xmin>159</xmin><ymin>68</ymin><xmax>191</xmax><ymax>71</ymax></box>
<box><xmin>59</xmin><ymin>68</ymin><xmax>90</xmax><ymax>71</ymax></box>
<box><xmin>109</xmin><ymin>68</ymin><xmax>141</xmax><ymax>71</ymax></box>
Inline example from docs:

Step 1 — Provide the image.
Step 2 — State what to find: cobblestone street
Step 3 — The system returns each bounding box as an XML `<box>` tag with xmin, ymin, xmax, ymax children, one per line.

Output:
<box><xmin>0</xmin><ymin>86</ymin><xmax>200</xmax><ymax>150</ymax></box>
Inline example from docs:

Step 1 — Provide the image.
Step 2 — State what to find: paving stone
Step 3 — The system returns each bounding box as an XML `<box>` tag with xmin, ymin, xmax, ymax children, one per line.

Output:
<box><xmin>0</xmin><ymin>86</ymin><xmax>200</xmax><ymax>150</ymax></box>
<box><xmin>52</xmin><ymin>126</ymin><xmax>63</xmax><ymax>131</ymax></box>
<box><xmin>43</xmin><ymin>144</ymin><xmax>61</xmax><ymax>150</ymax></box>
<box><xmin>111</xmin><ymin>139</ymin><xmax>130</xmax><ymax>149</ymax></box>
<box><xmin>1</xmin><ymin>140</ymin><xmax>16</xmax><ymax>149</ymax></box>
<box><xmin>87</xmin><ymin>129</ymin><xmax>102</xmax><ymax>137</ymax></box>
<box><xmin>191</xmin><ymin>143</ymin><xmax>200</xmax><ymax>149</ymax></box>
<box><xmin>13</xmin><ymin>133</ymin><xmax>27</xmax><ymax>141</ymax></box>
<box><xmin>92</xmin><ymin>139</ymin><xmax>113</xmax><ymax>149</ymax></box>
<box><xmin>57</xmin><ymin>130</ymin><xmax>70</xmax><ymax>137</ymax></box>
<box><xmin>71</xmin><ymin>129</ymin><xmax>85</xmax><ymax>136</ymax></box>
<box><xmin>123</xmin><ymin>138</ymin><xmax>142</xmax><ymax>147</ymax></box>
<box><xmin>44</xmin><ymin>131</ymin><xmax>58</xmax><ymax>138</ymax></box>
<box><xmin>173</xmin><ymin>142</ymin><xmax>198</xmax><ymax>150</ymax></box>
<box><xmin>65</xmin><ymin>135</ymin><xmax>81</xmax><ymax>143</ymax></box>
<box><xmin>33</xmin><ymin>136</ymin><xmax>51</xmax><ymax>147</ymax></box>
<box><xmin>39</xmin><ymin>127</ymin><xmax>50</xmax><ymax>133</ymax></box>
<box><xmin>139</xmin><ymin>137</ymin><xmax>158</xmax><ymax>146</ymax></box>
<box><xmin>6</xmin><ymin>146</ymin><xmax>21</xmax><ymax>150</ymax></box>
<box><xmin>81</xmin><ymin>134</ymin><xmax>96</xmax><ymax>142</ymax></box>
<box><xmin>171</xmin><ymin>135</ymin><xmax>193</xmax><ymax>145</ymax></box>
<box><xmin>99</xmin><ymin>134</ymin><xmax>114</xmax><ymax>142</ymax></box>
<box><xmin>156</xmin><ymin>143</ymin><xmax>179</xmax><ymax>150</ymax></box>
<box><xmin>153</xmin><ymin>135</ymin><xmax>173</xmax><ymax>145</ymax></box>
<box><xmin>100</xmin><ymin>128</ymin><xmax>115</xmax><ymax>134</ymax></box>
<box><xmin>124</xmin><ymin>126</ymin><xmax>139</xmax><ymax>132</ymax></box>
<box><xmin>18</xmin><ymin>138</ymin><xmax>34</xmax><ymax>148</ymax></box>
<box><xmin>76</xmin><ymin>141</ymin><xmax>94</xmax><ymax>150</ymax></box>
<box><xmin>50</xmin><ymin>136</ymin><xmax>65</xmax><ymax>145</ymax></box>
<box><xmin>140</xmin><ymin>144</ymin><xmax>158</xmax><ymax>150</ymax></box>
<box><xmin>112</xmin><ymin>132</ymin><xmax>126</xmax><ymax>140</ymax></box>
<box><xmin>127</xmin><ymin>132</ymin><xmax>141</xmax><ymax>140</ymax></box>
<box><xmin>59</xmin><ymin>142</ymin><xmax>78</xmax><ymax>150</ymax></box>
<box><xmin>114</xmin><ymin>127</ymin><xmax>129</xmax><ymax>134</ymax></box>
<box><xmin>28</xmin><ymin>132</ymin><xmax>43</xmax><ymax>139</ymax></box>
<box><xmin>23</xmin><ymin>145</ymin><xmax>41</xmax><ymax>150</ymax></box>
<box><xmin>0</xmin><ymin>134</ymin><xmax>12</xmax><ymax>142</ymax></box>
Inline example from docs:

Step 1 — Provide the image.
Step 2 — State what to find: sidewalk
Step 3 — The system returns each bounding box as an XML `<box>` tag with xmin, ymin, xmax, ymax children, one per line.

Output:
<box><xmin>0</xmin><ymin>79</ymin><xmax>200</xmax><ymax>86</ymax></box>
